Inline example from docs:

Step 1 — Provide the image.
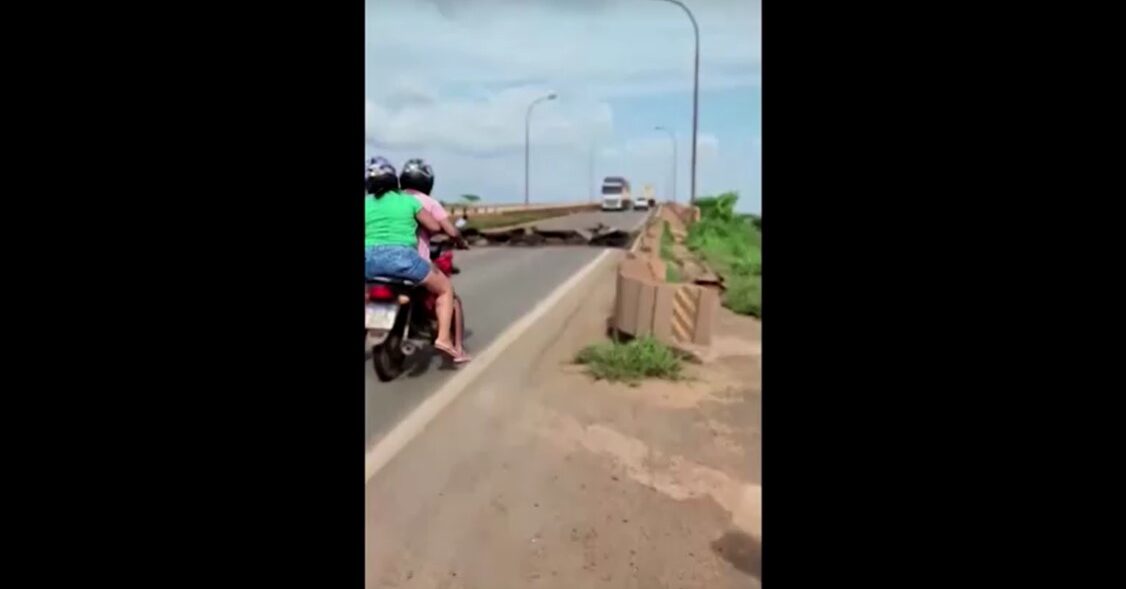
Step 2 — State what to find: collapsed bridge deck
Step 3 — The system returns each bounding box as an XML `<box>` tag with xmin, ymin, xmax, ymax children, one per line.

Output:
<box><xmin>460</xmin><ymin>209</ymin><xmax>651</xmax><ymax>249</ymax></box>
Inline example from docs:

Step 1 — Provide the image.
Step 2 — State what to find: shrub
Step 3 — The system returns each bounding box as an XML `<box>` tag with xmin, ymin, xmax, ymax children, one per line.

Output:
<box><xmin>575</xmin><ymin>337</ymin><xmax>684</xmax><ymax>383</ymax></box>
<box><xmin>686</xmin><ymin>191</ymin><xmax>761</xmax><ymax>316</ymax></box>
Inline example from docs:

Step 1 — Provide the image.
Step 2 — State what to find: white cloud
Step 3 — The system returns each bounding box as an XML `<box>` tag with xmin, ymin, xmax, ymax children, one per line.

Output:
<box><xmin>366</xmin><ymin>83</ymin><xmax>614</xmax><ymax>155</ymax></box>
<box><xmin>697</xmin><ymin>134</ymin><xmax>719</xmax><ymax>158</ymax></box>
<box><xmin>366</xmin><ymin>0</ymin><xmax>760</xmax><ymax>98</ymax></box>
<box><xmin>365</xmin><ymin>0</ymin><xmax>759</xmax><ymax>208</ymax></box>
<box><xmin>379</xmin><ymin>75</ymin><xmax>438</xmax><ymax>109</ymax></box>
<box><xmin>622</xmin><ymin>132</ymin><xmax>717</xmax><ymax>159</ymax></box>
<box><xmin>624</xmin><ymin>136</ymin><xmax>672</xmax><ymax>159</ymax></box>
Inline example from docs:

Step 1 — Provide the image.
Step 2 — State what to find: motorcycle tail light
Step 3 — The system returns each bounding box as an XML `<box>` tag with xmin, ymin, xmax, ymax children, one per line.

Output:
<box><xmin>368</xmin><ymin>284</ymin><xmax>395</xmax><ymax>300</ymax></box>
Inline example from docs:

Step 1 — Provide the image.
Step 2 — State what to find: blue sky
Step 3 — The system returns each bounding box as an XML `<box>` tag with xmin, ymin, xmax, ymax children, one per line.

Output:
<box><xmin>366</xmin><ymin>0</ymin><xmax>760</xmax><ymax>213</ymax></box>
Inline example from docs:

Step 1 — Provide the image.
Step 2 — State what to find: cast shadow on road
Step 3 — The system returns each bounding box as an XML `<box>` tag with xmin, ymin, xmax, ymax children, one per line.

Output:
<box><xmin>404</xmin><ymin>329</ymin><xmax>475</xmax><ymax>378</ymax></box>
<box><xmin>712</xmin><ymin>530</ymin><xmax>761</xmax><ymax>580</ymax></box>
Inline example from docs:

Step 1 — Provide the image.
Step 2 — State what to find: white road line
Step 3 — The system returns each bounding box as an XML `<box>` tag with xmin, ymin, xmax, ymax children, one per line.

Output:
<box><xmin>365</xmin><ymin>247</ymin><xmax>615</xmax><ymax>483</ymax></box>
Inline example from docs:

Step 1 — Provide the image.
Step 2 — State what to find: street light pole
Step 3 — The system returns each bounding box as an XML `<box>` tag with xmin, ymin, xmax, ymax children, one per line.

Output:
<box><xmin>655</xmin><ymin>126</ymin><xmax>678</xmax><ymax>203</ymax></box>
<box><xmin>524</xmin><ymin>92</ymin><xmax>557</xmax><ymax>206</ymax></box>
<box><xmin>588</xmin><ymin>142</ymin><xmax>596</xmax><ymax>203</ymax></box>
<box><xmin>652</xmin><ymin>0</ymin><xmax>699</xmax><ymax>204</ymax></box>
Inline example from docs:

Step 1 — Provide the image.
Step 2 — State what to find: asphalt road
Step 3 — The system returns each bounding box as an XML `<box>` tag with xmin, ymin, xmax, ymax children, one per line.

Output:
<box><xmin>365</xmin><ymin>246</ymin><xmax>603</xmax><ymax>449</ymax></box>
<box><xmin>364</xmin><ymin>209</ymin><xmax>652</xmax><ymax>450</ymax></box>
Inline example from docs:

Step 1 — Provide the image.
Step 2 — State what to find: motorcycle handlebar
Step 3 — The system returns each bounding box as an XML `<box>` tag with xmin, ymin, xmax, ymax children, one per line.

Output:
<box><xmin>429</xmin><ymin>240</ymin><xmax>464</xmax><ymax>259</ymax></box>
<box><xmin>433</xmin><ymin>237</ymin><xmax>469</xmax><ymax>252</ymax></box>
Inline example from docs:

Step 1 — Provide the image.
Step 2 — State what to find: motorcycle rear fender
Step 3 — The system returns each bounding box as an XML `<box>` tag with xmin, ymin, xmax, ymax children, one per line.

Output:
<box><xmin>366</xmin><ymin>330</ymin><xmax>390</xmax><ymax>348</ymax></box>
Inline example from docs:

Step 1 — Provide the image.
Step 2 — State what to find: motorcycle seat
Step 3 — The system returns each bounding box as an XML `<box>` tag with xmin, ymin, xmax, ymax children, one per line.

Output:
<box><xmin>367</xmin><ymin>276</ymin><xmax>416</xmax><ymax>286</ymax></box>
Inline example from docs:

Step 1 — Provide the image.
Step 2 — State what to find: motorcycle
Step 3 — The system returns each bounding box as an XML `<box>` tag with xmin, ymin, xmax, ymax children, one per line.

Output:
<box><xmin>365</xmin><ymin>240</ymin><xmax>464</xmax><ymax>381</ymax></box>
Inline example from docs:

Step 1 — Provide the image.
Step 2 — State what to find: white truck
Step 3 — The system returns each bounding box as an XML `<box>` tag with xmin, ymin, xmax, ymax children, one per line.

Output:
<box><xmin>600</xmin><ymin>176</ymin><xmax>632</xmax><ymax>211</ymax></box>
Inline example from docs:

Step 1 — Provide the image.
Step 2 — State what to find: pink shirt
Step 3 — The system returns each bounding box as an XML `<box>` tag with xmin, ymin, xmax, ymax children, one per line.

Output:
<box><xmin>403</xmin><ymin>189</ymin><xmax>449</xmax><ymax>260</ymax></box>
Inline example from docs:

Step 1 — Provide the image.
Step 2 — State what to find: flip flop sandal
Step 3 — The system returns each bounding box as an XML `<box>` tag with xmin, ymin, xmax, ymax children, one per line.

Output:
<box><xmin>433</xmin><ymin>341</ymin><xmax>459</xmax><ymax>360</ymax></box>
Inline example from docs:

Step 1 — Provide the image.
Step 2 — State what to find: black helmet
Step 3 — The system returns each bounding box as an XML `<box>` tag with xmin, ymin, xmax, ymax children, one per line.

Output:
<box><xmin>365</xmin><ymin>156</ymin><xmax>399</xmax><ymax>196</ymax></box>
<box><xmin>399</xmin><ymin>158</ymin><xmax>435</xmax><ymax>194</ymax></box>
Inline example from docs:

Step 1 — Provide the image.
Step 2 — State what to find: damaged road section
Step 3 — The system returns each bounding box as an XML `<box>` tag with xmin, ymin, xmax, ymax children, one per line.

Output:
<box><xmin>462</xmin><ymin>223</ymin><xmax>635</xmax><ymax>248</ymax></box>
<box><xmin>458</xmin><ymin>208</ymin><xmax>653</xmax><ymax>249</ymax></box>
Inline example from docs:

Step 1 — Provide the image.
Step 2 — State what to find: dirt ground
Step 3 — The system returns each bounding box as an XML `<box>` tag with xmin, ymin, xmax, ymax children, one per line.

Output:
<box><xmin>365</xmin><ymin>263</ymin><xmax>761</xmax><ymax>588</ymax></box>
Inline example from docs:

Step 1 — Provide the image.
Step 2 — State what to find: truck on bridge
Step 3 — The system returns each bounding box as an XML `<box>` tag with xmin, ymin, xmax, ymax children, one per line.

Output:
<box><xmin>600</xmin><ymin>176</ymin><xmax>632</xmax><ymax>211</ymax></box>
<box><xmin>633</xmin><ymin>184</ymin><xmax>655</xmax><ymax>210</ymax></box>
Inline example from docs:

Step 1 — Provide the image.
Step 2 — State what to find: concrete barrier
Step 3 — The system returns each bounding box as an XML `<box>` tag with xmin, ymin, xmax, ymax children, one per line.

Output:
<box><xmin>613</xmin><ymin>254</ymin><xmax>720</xmax><ymax>346</ymax></box>
<box><xmin>611</xmin><ymin>204</ymin><xmax>722</xmax><ymax>348</ymax></box>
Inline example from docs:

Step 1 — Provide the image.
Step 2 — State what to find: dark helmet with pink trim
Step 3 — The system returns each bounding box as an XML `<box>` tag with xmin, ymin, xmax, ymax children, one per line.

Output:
<box><xmin>399</xmin><ymin>158</ymin><xmax>434</xmax><ymax>195</ymax></box>
<box><xmin>365</xmin><ymin>156</ymin><xmax>398</xmax><ymax>196</ymax></box>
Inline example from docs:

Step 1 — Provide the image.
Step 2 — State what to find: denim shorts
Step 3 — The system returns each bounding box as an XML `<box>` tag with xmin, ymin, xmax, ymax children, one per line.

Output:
<box><xmin>365</xmin><ymin>245</ymin><xmax>431</xmax><ymax>283</ymax></box>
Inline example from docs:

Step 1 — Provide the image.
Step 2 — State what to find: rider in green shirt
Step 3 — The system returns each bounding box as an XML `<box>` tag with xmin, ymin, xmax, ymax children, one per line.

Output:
<box><xmin>364</xmin><ymin>157</ymin><xmax>461</xmax><ymax>361</ymax></box>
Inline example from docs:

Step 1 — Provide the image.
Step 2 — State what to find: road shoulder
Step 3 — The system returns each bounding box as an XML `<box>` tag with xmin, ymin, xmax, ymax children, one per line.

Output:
<box><xmin>365</xmin><ymin>258</ymin><xmax>761</xmax><ymax>588</ymax></box>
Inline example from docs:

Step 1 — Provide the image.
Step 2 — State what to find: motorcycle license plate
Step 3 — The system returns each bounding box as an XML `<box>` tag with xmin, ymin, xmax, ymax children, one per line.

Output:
<box><xmin>365</xmin><ymin>303</ymin><xmax>398</xmax><ymax>330</ymax></box>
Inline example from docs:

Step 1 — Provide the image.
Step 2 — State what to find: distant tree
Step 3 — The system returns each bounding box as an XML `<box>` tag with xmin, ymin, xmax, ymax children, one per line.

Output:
<box><xmin>460</xmin><ymin>194</ymin><xmax>481</xmax><ymax>203</ymax></box>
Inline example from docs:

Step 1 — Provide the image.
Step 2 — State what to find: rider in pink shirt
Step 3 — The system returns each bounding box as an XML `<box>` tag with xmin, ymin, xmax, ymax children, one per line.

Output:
<box><xmin>402</xmin><ymin>188</ymin><xmax>450</xmax><ymax>260</ymax></box>
<box><xmin>399</xmin><ymin>158</ymin><xmax>471</xmax><ymax>363</ymax></box>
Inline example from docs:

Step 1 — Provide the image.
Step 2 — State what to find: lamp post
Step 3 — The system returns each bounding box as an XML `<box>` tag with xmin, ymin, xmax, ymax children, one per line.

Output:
<box><xmin>524</xmin><ymin>92</ymin><xmax>557</xmax><ymax>206</ymax></box>
<box><xmin>655</xmin><ymin>126</ymin><xmax>678</xmax><ymax>203</ymax></box>
<box><xmin>651</xmin><ymin>0</ymin><xmax>699</xmax><ymax>204</ymax></box>
<box><xmin>588</xmin><ymin>143</ymin><xmax>596</xmax><ymax>203</ymax></box>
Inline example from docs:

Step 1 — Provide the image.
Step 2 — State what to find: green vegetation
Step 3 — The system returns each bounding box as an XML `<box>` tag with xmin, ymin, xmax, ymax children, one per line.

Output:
<box><xmin>659</xmin><ymin>221</ymin><xmax>682</xmax><ymax>283</ymax></box>
<box><xmin>743</xmin><ymin>213</ymin><xmax>762</xmax><ymax>231</ymax></box>
<box><xmin>659</xmin><ymin>221</ymin><xmax>675</xmax><ymax>259</ymax></box>
<box><xmin>687</xmin><ymin>192</ymin><xmax>761</xmax><ymax>317</ymax></box>
<box><xmin>575</xmin><ymin>337</ymin><xmax>684</xmax><ymax>383</ymax></box>
<box><xmin>665</xmin><ymin>265</ymin><xmax>682</xmax><ymax>283</ymax></box>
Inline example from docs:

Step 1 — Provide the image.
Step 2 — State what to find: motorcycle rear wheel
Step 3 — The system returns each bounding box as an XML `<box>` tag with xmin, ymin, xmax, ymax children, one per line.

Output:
<box><xmin>372</xmin><ymin>330</ymin><xmax>405</xmax><ymax>382</ymax></box>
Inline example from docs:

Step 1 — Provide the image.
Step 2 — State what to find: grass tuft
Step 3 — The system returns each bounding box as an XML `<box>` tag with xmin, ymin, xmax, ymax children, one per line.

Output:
<box><xmin>659</xmin><ymin>220</ymin><xmax>682</xmax><ymax>283</ymax></box>
<box><xmin>575</xmin><ymin>337</ymin><xmax>684</xmax><ymax>383</ymax></box>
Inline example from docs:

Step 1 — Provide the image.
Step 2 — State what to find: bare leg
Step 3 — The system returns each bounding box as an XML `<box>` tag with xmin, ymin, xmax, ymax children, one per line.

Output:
<box><xmin>453</xmin><ymin>295</ymin><xmax>471</xmax><ymax>362</ymax></box>
<box><xmin>452</xmin><ymin>295</ymin><xmax>463</xmax><ymax>352</ymax></box>
<box><xmin>419</xmin><ymin>268</ymin><xmax>454</xmax><ymax>352</ymax></box>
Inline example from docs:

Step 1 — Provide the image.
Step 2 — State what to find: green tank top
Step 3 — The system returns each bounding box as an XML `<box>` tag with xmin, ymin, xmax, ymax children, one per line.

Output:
<box><xmin>365</xmin><ymin>191</ymin><xmax>421</xmax><ymax>247</ymax></box>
